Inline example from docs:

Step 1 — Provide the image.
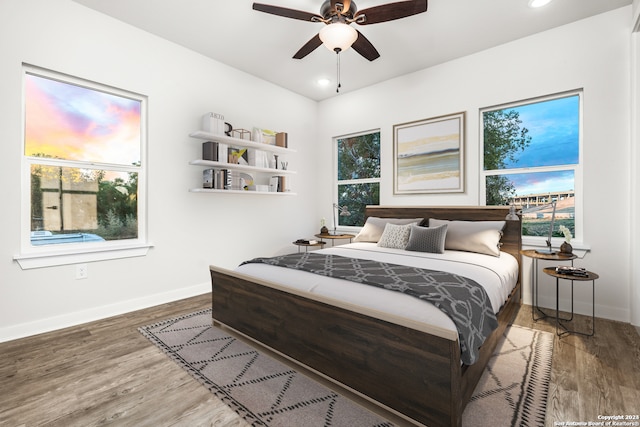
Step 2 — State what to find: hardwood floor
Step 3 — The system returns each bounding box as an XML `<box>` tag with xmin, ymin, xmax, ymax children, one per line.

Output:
<box><xmin>0</xmin><ymin>294</ymin><xmax>246</xmax><ymax>427</ymax></box>
<box><xmin>1</xmin><ymin>294</ymin><xmax>639</xmax><ymax>427</ymax></box>
<box><xmin>514</xmin><ymin>304</ymin><xmax>640</xmax><ymax>426</ymax></box>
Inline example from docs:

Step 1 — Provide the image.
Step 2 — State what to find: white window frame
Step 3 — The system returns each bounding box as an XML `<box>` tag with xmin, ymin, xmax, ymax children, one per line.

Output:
<box><xmin>15</xmin><ymin>65</ymin><xmax>150</xmax><ymax>269</ymax></box>
<box><xmin>480</xmin><ymin>90</ymin><xmax>585</xmax><ymax>249</ymax></box>
<box><xmin>334</xmin><ymin>129</ymin><xmax>381</xmax><ymax>233</ymax></box>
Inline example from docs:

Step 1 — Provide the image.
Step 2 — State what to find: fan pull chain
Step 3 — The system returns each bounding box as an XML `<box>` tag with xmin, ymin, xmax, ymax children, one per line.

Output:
<box><xmin>336</xmin><ymin>48</ymin><xmax>342</xmax><ymax>93</ymax></box>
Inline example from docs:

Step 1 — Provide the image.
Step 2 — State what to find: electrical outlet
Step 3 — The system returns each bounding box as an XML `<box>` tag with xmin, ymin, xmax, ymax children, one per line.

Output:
<box><xmin>76</xmin><ymin>263</ymin><xmax>88</xmax><ymax>280</ymax></box>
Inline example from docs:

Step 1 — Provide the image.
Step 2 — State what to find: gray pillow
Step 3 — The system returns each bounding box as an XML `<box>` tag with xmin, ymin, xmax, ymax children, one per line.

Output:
<box><xmin>353</xmin><ymin>217</ymin><xmax>424</xmax><ymax>243</ymax></box>
<box><xmin>377</xmin><ymin>223</ymin><xmax>415</xmax><ymax>249</ymax></box>
<box><xmin>405</xmin><ymin>224</ymin><xmax>448</xmax><ymax>253</ymax></box>
<box><xmin>428</xmin><ymin>218</ymin><xmax>505</xmax><ymax>257</ymax></box>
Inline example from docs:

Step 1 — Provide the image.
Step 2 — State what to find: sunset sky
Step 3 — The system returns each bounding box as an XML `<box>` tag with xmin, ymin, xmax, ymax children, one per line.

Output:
<box><xmin>488</xmin><ymin>94</ymin><xmax>579</xmax><ymax>195</ymax></box>
<box><xmin>25</xmin><ymin>73</ymin><xmax>141</xmax><ymax>166</ymax></box>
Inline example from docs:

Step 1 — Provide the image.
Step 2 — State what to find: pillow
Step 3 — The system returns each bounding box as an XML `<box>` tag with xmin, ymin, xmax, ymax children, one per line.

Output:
<box><xmin>405</xmin><ymin>224</ymin><xmax>448</xmax><ymax>254</ymax></box>
<box><xmin>428</xmin><ymin>219</ymin><xmax>506</xmax><ymax>257</ymax></box>
<box><xmin>353</xmin><ymin>217</ymin><xmax>424</xmax><ymax>243</ymax></box>
<box><xmin>377</xmin><ymin>223</ymin><xmax>415</xmax><ymax>249</ymax></box>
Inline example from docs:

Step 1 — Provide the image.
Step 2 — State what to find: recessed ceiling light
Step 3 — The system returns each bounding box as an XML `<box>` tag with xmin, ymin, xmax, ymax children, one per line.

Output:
<box><xmin>317</xmin><ymin>78</ymin><xmax>331</xmax><ymax>87</ymax></box>
<box><xmin>528</xmin><ymin>0</ymin><xmax>552</xmax><ymax>8</ymax></box>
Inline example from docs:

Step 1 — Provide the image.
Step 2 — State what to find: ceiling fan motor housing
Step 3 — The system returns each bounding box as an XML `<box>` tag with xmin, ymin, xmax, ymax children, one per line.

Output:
<box><xmin>320</xmin><ymin>1</ymin><xmax>357</xmax><ymax>21</ymax></box>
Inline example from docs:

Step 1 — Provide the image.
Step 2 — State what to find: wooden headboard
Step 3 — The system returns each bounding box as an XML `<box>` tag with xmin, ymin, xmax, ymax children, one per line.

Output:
<box><xmin>364</xmin><ymin>205</ymin><xmax>523</xmax><ymax>272</ymax></box>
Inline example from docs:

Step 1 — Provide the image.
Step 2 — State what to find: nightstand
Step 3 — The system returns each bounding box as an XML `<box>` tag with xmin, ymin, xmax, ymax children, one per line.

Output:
<box><xmin>520</xmin><ymin>249</ymin><xmax>577</xmax><ymax>322</ymax></box>
<box><xmin>292</xmin><ymin>240</ymin><xmax>326</xmax><ymax>253</ymax></box>
<box><xmin>543</xmin><ymin>266</ymin><xmax>598</xmax><ymax>337</ymax></box>
<box><xmin>314</xmin><ymin>233</ymin><xmax>355</xmax><ymax>246</ymax></box>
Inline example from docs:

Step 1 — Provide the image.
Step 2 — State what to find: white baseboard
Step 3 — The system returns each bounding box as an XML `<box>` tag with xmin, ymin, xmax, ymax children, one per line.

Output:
<box><xmin>0</xmin><ymin>283</ymin><xmax>210</xmax><ymax>343</ymax></box>
<box><xmin>535</xmin><ymin>294</ymin><xmax>629</xmax><ymax>323</ymax></box>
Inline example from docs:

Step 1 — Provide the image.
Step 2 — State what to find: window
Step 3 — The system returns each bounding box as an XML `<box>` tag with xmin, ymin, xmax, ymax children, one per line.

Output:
<box><xmin>481</xmin><ymin>91</ymin><xmax>581</xmax><ymax>240</ymax></box>
<box><xmin>335</xmin><ymin>130</ymin><xmax>380</xmax><ymax>228</ymax></box>
<box><xmin>18</xmin><ymin>65</ymin><xmax>147</xmax><ymax>267</ymax></box>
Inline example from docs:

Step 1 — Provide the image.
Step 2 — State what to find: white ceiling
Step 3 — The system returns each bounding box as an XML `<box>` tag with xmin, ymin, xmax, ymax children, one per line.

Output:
<box><xmin>72</xmin><ymin>0</ymin><xmax>631</xmax><ymax>101</ymax></box>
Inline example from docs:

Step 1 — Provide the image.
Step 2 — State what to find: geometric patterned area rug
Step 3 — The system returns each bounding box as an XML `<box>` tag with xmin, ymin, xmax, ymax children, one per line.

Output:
<box><xmin>462</xmin><ymin>324</ymin><xmax>554</xmax><ymax>427</ymax></box>
<box><xmin>139</xmin><ymin>309</ymin><xmax>393</xmax><ymax>427</ymax></box>
<box><xmin>139</xmin><ymin>310</ymin><xmax>553</xmax><ymax>427</ymax></box>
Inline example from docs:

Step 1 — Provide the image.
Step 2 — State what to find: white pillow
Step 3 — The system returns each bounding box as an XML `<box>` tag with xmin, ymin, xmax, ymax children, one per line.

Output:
<box><xmin>377</xmin><ymin>223</ymin><xmax>415</xmax><ymax>249</ymax></box>
<box><xmin>428</xmin><ymin>218</ymin><xmax>505</xmax><ymax>257</ymax></box>
<box><xmin>353</xmin><ymin>217</ymin><xmax>424</xmax><ymax>243</ymax></box>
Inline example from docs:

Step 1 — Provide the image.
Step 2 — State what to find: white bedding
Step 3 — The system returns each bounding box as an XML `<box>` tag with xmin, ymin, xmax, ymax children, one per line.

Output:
<box><xmin>234</xmin><ymin>242</ymin><xmax>519</xmax><ymax>338</ymax></box>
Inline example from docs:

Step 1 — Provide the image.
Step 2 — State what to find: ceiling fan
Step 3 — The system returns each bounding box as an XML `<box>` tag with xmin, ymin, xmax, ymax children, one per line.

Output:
<box><xmin>252</xmin><ymin>0</ymin><xmax>428</xmax><ymax>61</ymax></box>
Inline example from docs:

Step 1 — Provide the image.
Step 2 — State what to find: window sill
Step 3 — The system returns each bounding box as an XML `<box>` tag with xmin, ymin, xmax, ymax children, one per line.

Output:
<box><xmin>14</xmin><ymin>244</ymin><xmax>153</xmax><ymax>270</ymax></box>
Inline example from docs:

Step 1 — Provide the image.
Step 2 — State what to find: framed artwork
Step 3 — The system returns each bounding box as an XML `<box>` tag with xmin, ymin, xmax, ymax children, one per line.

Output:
<box><xmin>393</xmin><ymin>112</ymin><xmax>465</xmax><ymax>194</ymax></box>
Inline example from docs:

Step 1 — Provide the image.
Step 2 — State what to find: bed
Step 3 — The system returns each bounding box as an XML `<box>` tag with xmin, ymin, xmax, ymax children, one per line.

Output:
<box><xmin>209</xmin><ymin>206</ymin><xmax>522</xmax><ymax>427</ymax></box>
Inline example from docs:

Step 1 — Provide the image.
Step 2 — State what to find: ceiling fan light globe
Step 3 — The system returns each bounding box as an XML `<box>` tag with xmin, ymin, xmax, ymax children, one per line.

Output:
<box><xmin>319</xmin><ymin>22</ymin><xmax>358</xmax><ymax>52</ymax></box>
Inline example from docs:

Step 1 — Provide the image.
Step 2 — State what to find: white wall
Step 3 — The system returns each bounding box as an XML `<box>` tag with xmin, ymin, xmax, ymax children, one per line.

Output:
<box><xmin>318</xmin><ymin>7</ymin><xmax>633</xmax><ymax>322</ymax></box>
<box><xmin>0</xmin><ymin>0</ymin><xmax>320</xmax><ymax>341</ymax></box>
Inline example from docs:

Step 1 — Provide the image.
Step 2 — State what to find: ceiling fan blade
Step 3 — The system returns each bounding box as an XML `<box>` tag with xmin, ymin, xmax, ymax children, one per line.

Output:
<box><xmin>293</xmin><ymin>34</ymin><xmax>323</xmax><ymax>59</ymax></box>
<box><xmin>253</xmin><ymin>3</ymin><xmax>322</xmax><ymax>22</ymax></box>
<box><xmin>342</xmin><ymin>0</ymin><xmax>352</xmax><ymax>15</ymax></box>
<box><xmin>352</xmin><ymin>30</ymin><xmax>380</xmax><ymax>61</ymax></box>
<box><xmin>354</xmin><ymin>0</ymin><xmax>427</xmax><ymax>25</ymax></box>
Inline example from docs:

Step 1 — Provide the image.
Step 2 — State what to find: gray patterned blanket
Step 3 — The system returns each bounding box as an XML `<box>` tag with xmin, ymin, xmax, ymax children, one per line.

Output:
<box><xmin>241</xmin><ymin>252</ymin><xmax>498</xmax><ymax>365</ymax></box>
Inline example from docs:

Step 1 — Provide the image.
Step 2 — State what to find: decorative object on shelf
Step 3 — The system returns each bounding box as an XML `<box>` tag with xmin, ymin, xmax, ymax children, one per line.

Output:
<box><xmin>229</xmin><ymin>172</ymin><xmax>253</xmax><ymax>191</ymax></box>
<box><xmin>253</xmin><ymin>127</ymin><xmax>277</xmax><ymax>145</ymax></box>
<box><xmin>224</xmin><ymin>122</ymin><xmax>233</xmax><ymax>136</ymax></box>
<box><xmin>393</xmin><ymin>111</ymin><xmax>466</xmax><ymax>194</ymax></box>
<box><xmin>228</xmin><ymin>148</ymin><xmax>248</xmax><ymax>165</ymax></box>
<box><xmin>201</xmin><ymin>112</ymin><xmax>225</xmax><ymax>135</ymax></box>
<box><xmin>232</xmin><ymin>128</ymin><xmax>252</xmax><ymax>140</ymax></box>
<box><xmin>558</xmin><ymin>224</ymin><xmax>573</xmax><ymax>255</ymax></box>
<box><xmin>332</xmin><ymin>203</ymin><xmax>351</xmax><ymax>235</ymax></box>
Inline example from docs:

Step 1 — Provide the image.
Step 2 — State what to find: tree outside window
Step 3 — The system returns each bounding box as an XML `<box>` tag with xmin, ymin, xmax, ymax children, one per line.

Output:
<box><xmin>481</xmin><ymin>92</ymin><xmax>581</xmax><ymax>238</ymax></box>
<box><xmin>336</xmin><ymin>131</ymin><xmax>380</xmax><ymax>227</ymax></box>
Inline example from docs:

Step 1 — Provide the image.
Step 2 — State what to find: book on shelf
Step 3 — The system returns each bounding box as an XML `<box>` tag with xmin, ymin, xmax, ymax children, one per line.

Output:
<box><xmin>201</xmin><ymin>140</ymin><xmax>229</xmax><ymax>164</ymax></box>
<box><xmin>267</xmin><ymin>175</ymin><xmax>289</xmax><ymax>192</ymax></box>
<box><xmin>202</xmin><ymin>141</ymin><xmax>219</xmax><ymax>161</ymax></box>
<box><xmin>203</xmin><ymin>169</ymin><xmax>227</xmax><ymax>189</ymax></box>
<box><xmin>203</xmin><ymin>169</ymin><xmax>254</xmax><ymax>191</ymax></box>
<box><xmin>248</xmin><ymin>149</ymin><xmax>269</xmax><ymax>168</ymax></box>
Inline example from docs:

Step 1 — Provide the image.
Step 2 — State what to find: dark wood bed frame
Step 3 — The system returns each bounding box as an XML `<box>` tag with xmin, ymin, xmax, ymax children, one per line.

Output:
<box><xmin>210</xmin><ymin>206</ymin><xmax>522</xmax><ymax>426</ymax></box>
